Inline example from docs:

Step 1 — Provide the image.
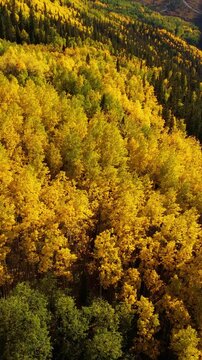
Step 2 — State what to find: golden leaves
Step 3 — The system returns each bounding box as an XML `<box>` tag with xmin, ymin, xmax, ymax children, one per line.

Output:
<box><xmin>95</xmin><ymin>230</ymin><xmax>123</xmax><ymax>288</ymax></box>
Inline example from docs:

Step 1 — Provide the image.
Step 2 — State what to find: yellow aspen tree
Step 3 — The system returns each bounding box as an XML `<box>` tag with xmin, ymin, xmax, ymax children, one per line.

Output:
<box><xmin>0</xmin><ymin>145</ymin><xmax>15</xmax><ymax>284</ymax></box>
<box><xmin>121</xmin><ymin>268</ymin><xmax>141</xmax><ymax>306</ymax></box>
<box><xmin>134</xmin><ymin>296</ymin><xmax>160</xmax><ymax>359</ymax></box>
<box><xmin>159</xmin><ymin>294</ymin><xmax>191</xmax><ymax>330</ymax></box>
<box><xmin>94</xmin><ymin>230</ymin><xmax>123</xmax><ymax>288</ymax></box>
<box><xmin>106</xmin><ymin>178</ymin><xmax>147</xmax><ymax>265</ymax></box>
<box><xmin>143</xmin><ymin>269</ymin><xmax>164</xmax><ymax>298</ymax></box>
<box><xmin>155</xmin><ymin>209</ymin><xmax>200</xmax><ymax>272</ymax></box>
<box><xmin>39</xmin><ymin>227</ymin><xmax>77</xmax><ymax>279</ymax></box>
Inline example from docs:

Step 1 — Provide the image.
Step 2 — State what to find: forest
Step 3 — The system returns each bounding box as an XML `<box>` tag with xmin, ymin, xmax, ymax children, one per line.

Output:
<box><xmin>0</xmin><ymin>0</ymin><xmax>201</xmax><ymax>359</ymax></box>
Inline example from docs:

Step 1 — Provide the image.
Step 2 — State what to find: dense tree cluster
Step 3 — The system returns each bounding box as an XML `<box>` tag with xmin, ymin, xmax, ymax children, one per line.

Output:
<box><xmin>99</xmin><ymin>0</ymin><xmax>201</xmax><ymax>45</ymax></box>
<box><xmin>0</xmin><ymin>0</ymin><xmax>201</xmax><ymax>140</ymax></box>
<box><xmin>0</xmin><ymin>38</ymin><xmax>201</xmax><ymax>358</ymax></box>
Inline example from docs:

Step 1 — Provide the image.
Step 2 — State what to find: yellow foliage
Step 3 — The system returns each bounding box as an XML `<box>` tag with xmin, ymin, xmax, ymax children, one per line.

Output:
<box><xmin>95</xmin><ymin>230</ymin><xmax>123</xmax><ymax>288</ymax></box>
<box><xmin>134</xmin><ymin>296</ymin><xmax>160</xmax><ymax>359</ymax></box>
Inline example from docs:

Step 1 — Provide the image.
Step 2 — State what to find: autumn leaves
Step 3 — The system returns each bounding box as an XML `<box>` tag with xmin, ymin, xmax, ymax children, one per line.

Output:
<box><xmin>0</xmin><ymin>41</ymin><xmax>201</xmax><ymax>357</ymax></box>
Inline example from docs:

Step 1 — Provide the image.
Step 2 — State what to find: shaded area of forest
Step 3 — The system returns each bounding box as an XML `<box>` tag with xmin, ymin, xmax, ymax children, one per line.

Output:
<box><xmin>194</xmin><ymin>5</ymin><xmax>202</xmax><ymax>48</ymax></box>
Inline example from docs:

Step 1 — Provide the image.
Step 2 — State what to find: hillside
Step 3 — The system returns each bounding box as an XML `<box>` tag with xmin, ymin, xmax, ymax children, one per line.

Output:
<box><xmin>0</xmin><ymin>0</ymin><xmax>202</xmax><ymax>139</ymax></box>
<box><xmin>0</xmin><ymin>1</ymin><xmax>201</xmax><ymax>359</ymax></box>
<box><xmin>99</xmin><ymin>0</ymin><xmax>201</xmax><ymax>44</ymax></box>
<box><xmin>137</xmin><ymin>0</ymin><xmax>202</xmax><ymax>26</ymax></box>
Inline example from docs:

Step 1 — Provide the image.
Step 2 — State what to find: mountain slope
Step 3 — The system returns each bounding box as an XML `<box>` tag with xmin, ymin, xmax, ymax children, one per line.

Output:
<box><xmin>98</xmin><ymin>0</ymin><xmax>201</xmax><ymax>45</ymax></box>
<box><xmin>0</xmin><ymin>0</ymin><xmax>201</xmax><ymax>139</ymax></box>
<box><xmin>0</xmin><ymin>1</ymin><xmax>201</xmax><ymax>359</ymax></box>
<box><xmin>0</xmin><ymin>38</ymin><xmax>201</xmax><ymax>359</ymax></box>
<box><xmin>137</xmin><ymin>0</ymin><xmax>202</xmax><ymax>26</ymax></box>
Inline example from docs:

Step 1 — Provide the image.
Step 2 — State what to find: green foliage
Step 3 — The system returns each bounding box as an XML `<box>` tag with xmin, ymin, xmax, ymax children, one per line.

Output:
<box><xmin>85</xmin><ymin>330</ymin><xmax>122</xmax><ymax>360</ymax></box>
<box><xmin>83</xmin><ymin>300</ymin><xmax>123</xmax><ymax>360</ymax></box>
<box><xmin>0</xmin><ymin>283</ymin><xmax>51</xmax><ymax>360</ymax></box>
<box><xmin>54</xmin><ymin>294</ymin><xmax>88</xmax><ymax>360</ymax></box>
<box><xmin>171</xmin><ymin>326</ymin><xmax>201</xmax><ymax>360</ymax></box>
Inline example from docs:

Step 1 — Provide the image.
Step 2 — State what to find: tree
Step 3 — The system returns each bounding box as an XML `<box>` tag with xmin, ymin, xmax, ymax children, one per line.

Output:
<box><xmin>133</xmin><ymin>296</ymin><xmax>160</xmax><ymax>359</ymax></box>
<box><xmin>54</xmin><ymin>294</ymin><xmax>88</xmax><ymax>360</ymax></box>
<box><xmin>0</xmin><ymin>283</ymin><xmax>51</xmax><ymax>360</ymax></box>
<box><xmin>94</xmin><ymin>230</ymin><xmax>123</xmax><ymax>289</ymax></box>
<box><xmin>170</xmin><ymin>326</ymin><xmax>201</xmax><ymax>360</ymax></box>
<box><xmin>83</xmin><ymin>299</ymin><xmax>123</xmax><ymax>360</ymax></box>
